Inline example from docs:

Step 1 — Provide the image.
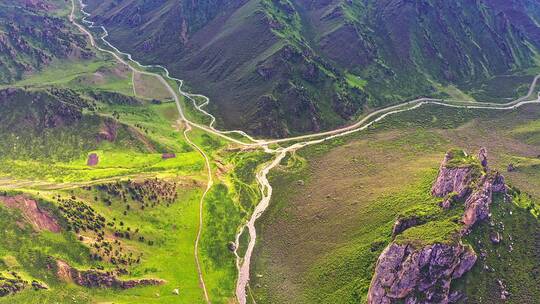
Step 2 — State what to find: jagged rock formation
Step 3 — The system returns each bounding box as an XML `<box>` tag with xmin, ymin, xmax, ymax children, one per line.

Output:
<box><xmin>0</xmin><ymin>275</ymin><xmax>27</xmax><ymax>297</ymax></box>
<box><xmin>368</xmin><ymin>243</ymin><xmax>476</xmax><ymax>304</ymax></box>
<box><xmin>56</xmin><ymin>260</ymin><xmax>164</xmax><ymax>289</ymax></box>
<box><xmin>368</xmin><ymin>148</ymin><xmax>507</xmax><ymax>304</ymax></box>
<box><xmin>431</xmin><ymin>148</ymin><xmax>508</xmax><ymax>230</ymax></box>
<box><xmin>0</xmin><ymin>271</ymin><xmax>46</xmax><ymax>297</ymax></box>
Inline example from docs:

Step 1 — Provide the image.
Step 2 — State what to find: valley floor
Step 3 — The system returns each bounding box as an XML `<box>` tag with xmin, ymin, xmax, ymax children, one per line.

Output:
<box><xmin>0</xmin><ymin>1</ymin><xmax>539</xmax><ymax>304</ymax></box>
<box><xmin>252</xmin><ymin>104</ymin><xmax>540</xmax><ymax>303</ymax></box>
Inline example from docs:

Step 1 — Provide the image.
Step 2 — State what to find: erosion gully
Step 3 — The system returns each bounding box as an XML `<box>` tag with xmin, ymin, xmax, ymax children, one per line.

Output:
<box><xmin>69</xmin><ymin>1</ymin><xmax>540</xmax><ymax>303</ymax></box>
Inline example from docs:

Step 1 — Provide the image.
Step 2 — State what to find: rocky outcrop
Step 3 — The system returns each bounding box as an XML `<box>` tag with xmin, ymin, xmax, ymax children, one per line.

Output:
<box><xmin>0</xmin><ymin>273</ymin><xmax>47</xmax><ymax>297</ymax></box>
<box><xmin>462</xmin><ymin>178</ymin><xmax>492</xmax><ymax>229</ymax></box>
<box><xmin>431</xmin><ymin>151</ymin><xmax>476</xmax><ymax>203</ymax></box>
<box><xmin>507</xmin><ymin>163</ymin><xmax>516</xmax><ymax>172</ymax></box>
<box><xmin>478</xmin><ymin>147</ymin><xmax>488</xmax><ymax>169</ymax></box>
<box><xmin>56</xmin><ymin>260</ymin><xmax>164</xmax><ymax>289</ymax></box>
<box><xmin>368</xmin><ymin>243</ymin><xmax>476</xmax><ymax>304</ymax></box>
<box><xmin>0</xmin><ymin>276</ymin><xmax>27</xmax><ymax>297</ymax></box>
<box><xmin>490</xmin><ymin>172</ymin><xmax>506</xmax><ymax>193</ymax></box>
<box><xmin>462</xmin><ymin>165</ymin><xmax>507</xmax><ymax>230</ymax></box>
<box><xmin>368</xmin><ymin>148</ymin><xmax>507</xmax><ymax>304</ymax></box>
<box><xmin>432</xmin><ymin>149</ymin><xmax>507</xmax><ymax>230</ymax></box>
<box><xmin>489</xmin><ymin>231</ymin><xmax>502</xmax><ymax>245</ymax></box>
<box><xmin>31</xmin><ymin>280</ymin><xmax>48</xmax><ymax>290</ymax></box>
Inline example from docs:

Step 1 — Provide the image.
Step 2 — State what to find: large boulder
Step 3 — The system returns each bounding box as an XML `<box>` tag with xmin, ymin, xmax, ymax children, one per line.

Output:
<box><xmin>462</xmin><ymin>177</ymin><xmax>492</xmax><ymax>229</ymax></box>
<box><xmin>368</xmin><ymin>242</ymin><xmax>477</xmax><ymax>304</ymax></box>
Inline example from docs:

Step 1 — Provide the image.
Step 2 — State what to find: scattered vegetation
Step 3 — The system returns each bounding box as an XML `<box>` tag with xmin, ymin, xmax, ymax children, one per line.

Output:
<box><xmin>455</xmin><ymin>193</ymin><xmax>540</xmax><ymax>303</ymax></box>
<box><xmin>252</xmin><ymin>102</ymin><xmax>540</xmax><ymax>303</ymax></box>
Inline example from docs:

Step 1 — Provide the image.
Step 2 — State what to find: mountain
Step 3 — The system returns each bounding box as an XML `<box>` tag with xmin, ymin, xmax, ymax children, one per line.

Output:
<box><xmin>0</xmin><ymin>87</ymin><xmax>157</xmax><ymax>162</ymax></box>
<box><xmin>84</xmin><ymin>0</ymin><xmax>540</xmax><ymax>137</ymax></box>
<box><xmin>0</xmin><ymin>0</ymin><xmax>94</xmax><ymax>84</ymax></box>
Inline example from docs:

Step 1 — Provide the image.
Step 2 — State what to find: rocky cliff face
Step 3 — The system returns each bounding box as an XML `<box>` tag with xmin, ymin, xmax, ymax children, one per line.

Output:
<box><xmin>431</xmin><ymin>148</ymin><xmax>508</xmax><ymax>230</ymax></box>
<box><xmin>0</xmin><ymin>195</ymin><xmax>61</xmax><ymax>233</ymax></box>
<box><xmin>368</xmin><ymin>148</ymin><xmax>507</xmax><ymax>304</ymax></box>
<box><xmin>431</xmin><ymin>152</ymin><xmax>477</xmax><ymax>205</ymax></box>
<box><xmin>368</xmin><ymin>243</ymin><xmax>476</xmax><ymax>304</ymax></box>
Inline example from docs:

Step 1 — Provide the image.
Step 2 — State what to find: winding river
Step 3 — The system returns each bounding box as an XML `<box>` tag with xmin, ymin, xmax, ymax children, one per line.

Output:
<box><xmin>69</xmin><ymin>2</ymin><xmax>540</xmax><ymax>303</ymax></box>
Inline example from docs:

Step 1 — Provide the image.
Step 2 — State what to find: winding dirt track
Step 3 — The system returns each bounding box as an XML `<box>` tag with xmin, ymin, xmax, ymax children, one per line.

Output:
<box><xmin>70</xmin><ymin>1</ymin><xmax>212</xmax><ymax>302</ymax></box>
<box><xmin>67</xmin><ymin>1</ymin><xmax>540</xmax><ymax>303</ymax></box>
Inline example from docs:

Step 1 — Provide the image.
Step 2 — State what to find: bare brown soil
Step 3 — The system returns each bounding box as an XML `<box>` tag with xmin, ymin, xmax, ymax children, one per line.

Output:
<box><xmin>133</xmin><ymin>72</ymin><xmax>173</xmax><ymax>100</ymax></box>
<box><xmin>0</xmin><ymin>195</ymin><xmax>61</xmax><ymax>233</ymax></box>
<box><xmin>87</xmin><ymin>153</ymin><xmax>99</xmax><ymax>166</ymax></box>
<box><xmin>97</xmin><ymin>120</ymin><xmax>118</xmax><ymax>142</ymax></box>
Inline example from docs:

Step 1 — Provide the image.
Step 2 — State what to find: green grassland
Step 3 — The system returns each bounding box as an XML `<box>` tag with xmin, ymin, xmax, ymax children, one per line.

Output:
<box><xmin>466</xmin><ymin>74</ymin><xmax>536</xmax><ymax>103</ymax></box>
<box><xmin>12</xmin><ymin>58</ymin><xmax>135</xmax><ymax>97</ymax></box>
<box><xmin>199</xmin><ymin>149</ymin><xmax>270</xmax><ymax>303</ymax></box>
<box><xmin>453</xmin><ymin>192</ymin><xmax>540</xmax><ymax>303</ymax></box>
<box><xmin>82</xmin><ymin>0</ymin><xmax>540</xmax><ymax>137</ymax></box>
<box><xmin>0</xmin><ymin>87</ymin><xmax>264</xmax><ymax>303</ymax></box>
<box><xmin>3</xmin><ymin>1</ymin><xmax>540</xmax><ymax>303</ymax></box>
<box><xmin>0</xmin><ymin>184</ymin><xmax>208</xmax><ymax>304</ymax></box>
<box><xmin>251</xmin><ymin>103</ymin><xmax>540</xmax><ymax>303</ymax></box>
<box><xmin>0</xmin><ymin>27</ymin><xmax>269</xmax><ymax>303</ymax></box>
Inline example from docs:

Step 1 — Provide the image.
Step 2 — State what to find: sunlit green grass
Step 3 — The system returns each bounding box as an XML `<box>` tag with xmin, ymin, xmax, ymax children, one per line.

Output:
<box><xmin>0</xmin><ymin>186</ymin><xmax>209</xmax><ymax>304</ymax></box>
<box><xmin>0</xmin><ymin>149</ymin><xmax>203</xmax><ymax>183</ymax></box>
<box><xmin>14</xmin><ymin>58</ymin><xmax>133</xmax><ymax>96</ymax></box>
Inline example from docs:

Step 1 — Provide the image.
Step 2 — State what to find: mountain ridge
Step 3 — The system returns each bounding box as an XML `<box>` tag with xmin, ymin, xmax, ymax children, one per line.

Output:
<box><xmin>84</xmin><ymin>0</ymin><xmax>540</xmax><ymax>137</ymax></box>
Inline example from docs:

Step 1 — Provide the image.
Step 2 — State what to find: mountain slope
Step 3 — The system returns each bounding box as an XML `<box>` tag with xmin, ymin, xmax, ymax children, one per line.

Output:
<box><xmin>0</xmin><ymin>0</ymin><xmax>93</xmax><ymax>84</ymax></box>
<box><xmin>84</xmin><ymin>0</ymin><xmax>540</xmax><ymax>137</ymax></box>
<box><xmin>0</xmin><ymin>88</ymin><xmax>157</xmax><ymax>162</ymax></box>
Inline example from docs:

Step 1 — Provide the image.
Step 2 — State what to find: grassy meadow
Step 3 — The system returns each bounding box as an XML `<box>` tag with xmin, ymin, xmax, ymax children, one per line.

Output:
<box><xmin>251</xmin><ymin>103</ymin><xmax>540</xmax><ymax>303</ymax></box>
<box><xmin>2</xmin><ymin>1</ymin><xmax>540</xmax><ymax>303</ymax></box>
<box><xmin>0</xmin><ymin>26</ymin><xmax>268</xmax><ymax>303</ymax></box>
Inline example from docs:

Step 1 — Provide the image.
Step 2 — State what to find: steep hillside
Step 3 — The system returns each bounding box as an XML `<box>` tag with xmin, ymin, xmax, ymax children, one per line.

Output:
<box><xmin>0</xmin><ymin>0</ymin><xmax>93</xmax><ymax>84</ymax></box>
<box><xmin>0</xmin><ymin>87</ymin><xmax>156</xmax><ymax>162</ymax></box>
<box><xmin>84</xmin><ymin>0</ymin><xmax>540</xmax><ymax>137</ymax></box>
